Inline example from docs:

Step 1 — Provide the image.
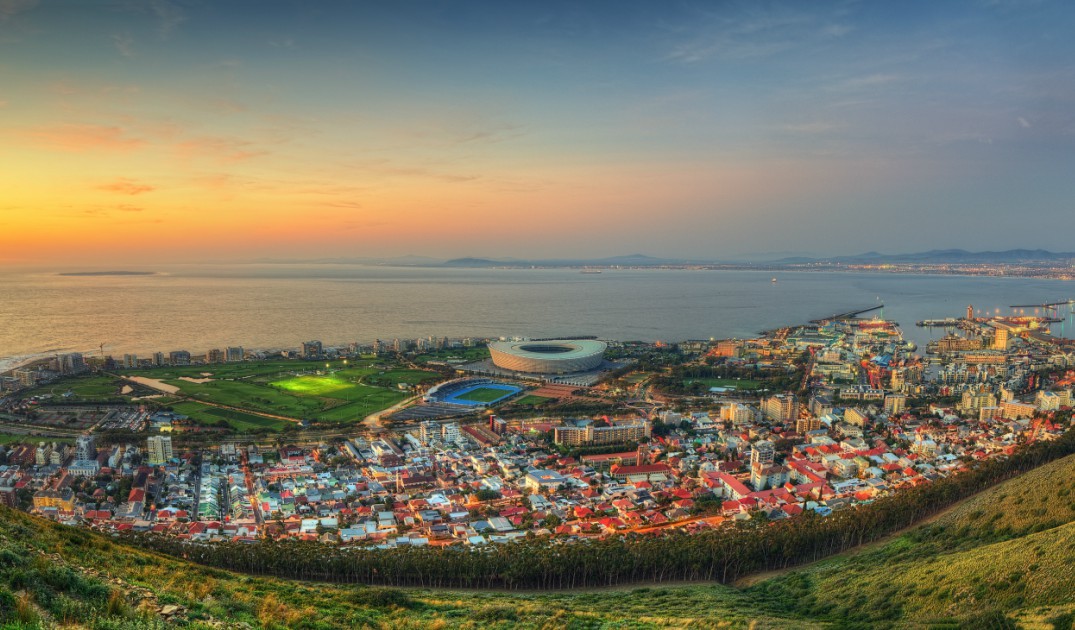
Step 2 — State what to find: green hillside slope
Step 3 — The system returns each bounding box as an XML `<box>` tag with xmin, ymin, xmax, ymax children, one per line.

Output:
<box><xmin>746</xmin><ymin>452</ymin><xmax>1075</xmax><ymax>629</ymax></box>
<box><xmin>0</xmin><ymin>505</ymin><xmax>806</xmax><ymax>629</ymax></box>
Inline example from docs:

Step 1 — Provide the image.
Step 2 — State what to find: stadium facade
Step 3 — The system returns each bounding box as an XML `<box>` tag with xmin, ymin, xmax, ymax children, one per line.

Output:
<box><xmin>487</xmin><ymin>340</ymin><xmax>607</xmax><ymax>374</ymax></box>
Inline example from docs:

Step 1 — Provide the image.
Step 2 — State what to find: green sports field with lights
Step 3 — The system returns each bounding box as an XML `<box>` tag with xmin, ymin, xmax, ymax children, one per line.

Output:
<box><xmin>271</xmin><ymin>374</ymin><xmax>356</xmax><ymax>397</ymax></box>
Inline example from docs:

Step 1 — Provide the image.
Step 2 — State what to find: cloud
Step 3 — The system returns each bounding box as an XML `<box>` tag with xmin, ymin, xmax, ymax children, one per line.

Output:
<box><xmin>1017</xmin><ymin>116</ymin><xmax>1031</xmax><ymax>128</ymax></box>
<box><xmin>0</xmin><ymin>0</ymin><xmax>36</xmax><ymax>22</ymax></box>
<box><xmin>821</xmin><ymin>23</ymin><xmax>853</xmax><ymax>38</ymax></box>
<box><xmin>113</xmin><ymin>32</ymin><xmax>135</xmax><ymax>57</ymax></box>
<box><xmin>149</xmin><ymin>0</ymin><xmax>185</xmax><ymax>38</ymax></box>
<box><xmin>26</xmin><ymin>124</ymin><xmax>144</xmax><ymax>152</ymax></box>
<box><xmin>324</xmin><ymin>200</ymin><xmax>364</xmax><ymax>210</ymax></box>
<box><xmin>97</xmin><ymin>178</ymin><xmax>155</xmax><ymax>195</ymax></box>
<box><xmin>663</xmin><ymin>8</ymin><xmax>821</xmax><ymax>63</ymax></box>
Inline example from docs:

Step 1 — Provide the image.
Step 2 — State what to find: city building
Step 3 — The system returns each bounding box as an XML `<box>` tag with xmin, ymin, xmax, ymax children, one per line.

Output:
<box><xmin>75</xmin><ymin>435</ymin><xmax>96</xmax><ymax>461</ymax></box>
<box><xmin>56</xmin><ymin>352</ymin><xmax>87</xmax><ymax>375</ymax></box>
<box><xmin>553</xmin><ymin>419</ymin><xmax>650</xmax><ymax>446</ymax></box>
<box><xmin>441</xmin><ymin>422</ymin><xmax>461</xmax><ymax>444</ymax></box>
<box><xmin>169</xmin><ymin>350</ymin><xmax>191</xmax><ymax>365</ymax></box>
<box><xmin>762</xmin><ymin>393</ymin><xmax>798</xmax><ymax>422</ymax></box>
<box><xmin>147</xmin><ymin>436</ymin><xmax>174</xmax><ymax>466</ymax></box>
<box><xmin>844</xmin><ymin>408</ymin><xmax>869</xmax><ymax>427</ymax></box>
<box><xmin>883</xmin><ymin>394</ymin><xmax>907</xmax><ymax>415</ymax></box>
<box><xmin>302</xmin><ymin>341</ymin><xmax>323</xmax><ymax>359</ymax></box>
<box><xmin>226</xmin><ymin>346</ymin><xmax>245</xmax><ymax>362</ymax></box>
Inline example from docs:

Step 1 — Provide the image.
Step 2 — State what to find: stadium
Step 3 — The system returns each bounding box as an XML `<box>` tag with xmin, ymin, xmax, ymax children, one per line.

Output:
<box><xmin>488</xmin><ymin>339</ymin><xmax>607</xmax><ymax>375</ymax></box>
<box><xmin>423</xmin><ymin>378</ymin><xmax>522</xmax><ymax>407</ymax></box>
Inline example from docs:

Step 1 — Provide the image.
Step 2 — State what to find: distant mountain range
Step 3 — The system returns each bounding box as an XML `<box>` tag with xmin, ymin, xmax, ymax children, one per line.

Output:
<box><xmin>245</xmin><ymin>249</ymin><xmax>1075</xmax><ymax>268</ymax></box>
<box><xmin>442</xmin><ymin>249</ymin><xmax>1075</xmax><ymax>267</ymax></box>
<box><xmin>442</xmin><ymin>253</ymin><xmax>688</xmax><ymax>267</ymax></box>
<box><xmin>772</xmin><ymin>249</ymin><xmax>1075</xmax><ymax>265</ymax></box>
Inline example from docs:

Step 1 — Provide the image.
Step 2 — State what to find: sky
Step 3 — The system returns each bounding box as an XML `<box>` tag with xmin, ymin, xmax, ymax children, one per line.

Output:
<box><xmin>1</xmin><ymin>0</ymin><xmax>1074</xmax><ymax>264</ymax></box>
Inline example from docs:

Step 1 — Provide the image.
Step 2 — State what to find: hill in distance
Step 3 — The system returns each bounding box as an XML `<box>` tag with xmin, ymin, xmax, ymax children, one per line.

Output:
<box><xmin>441</xmin><ymin>249</ymin><xmax>1075</xmax><ymax>268</ymax></box>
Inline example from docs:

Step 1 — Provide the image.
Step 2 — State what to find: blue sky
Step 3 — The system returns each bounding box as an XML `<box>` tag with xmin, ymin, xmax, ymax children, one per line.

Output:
<box><xmin>1</xmin><ymin>0</ymin><xmax>1073</xmax><ymax>262</ymax></box>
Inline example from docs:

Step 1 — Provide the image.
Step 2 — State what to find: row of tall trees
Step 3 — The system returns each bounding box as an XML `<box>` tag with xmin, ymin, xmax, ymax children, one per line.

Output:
<box><xmin>124</xmin><ymin>427</ymin><xmax>1075</xmax><ymax>590</ymax></box>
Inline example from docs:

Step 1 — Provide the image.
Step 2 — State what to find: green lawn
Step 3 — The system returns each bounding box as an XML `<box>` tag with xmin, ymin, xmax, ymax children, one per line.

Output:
<box><xmin>455</xmin><ymin>387</ymin><xmax>516</xmax><ymax>403</ymax></box>
<box><xmin>16</xmin><ymin>360</ymin><xmax>439</xmax><ymax>429</ymax></box>
<box><xmin>0</xmin><ymin>433</ymin><xmax>58</xmax><ymax>445</ymax></box>
<box><xmin>19</xmin><ymin>374</ymin><xmax>125</xmax><ymax>400</ymax></box>
<box><xmin>170</xmin><ymin>401</ymin><xmax>292</xmax><ymax>432</ymax></box>
<box><xmin>514</xmin><ymin>394</ymin><xmax>553</xmax><ymax>406</ymax></box>
<box><xmin>414</xmin><ymin>346</ymin><xmax>489</xmax><ymax>364</ymax></box>
<box><xmin>165</xmin><ymin>375</ymin><xmax>405</xmax><ymax>426</ymax></box>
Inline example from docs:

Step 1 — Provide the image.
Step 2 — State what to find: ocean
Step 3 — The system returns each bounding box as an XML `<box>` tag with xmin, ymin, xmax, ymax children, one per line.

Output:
<box><xmin>1</xmin><ymin>264</ymin><xmax>1073</xmax><ymax>371</ymax></box>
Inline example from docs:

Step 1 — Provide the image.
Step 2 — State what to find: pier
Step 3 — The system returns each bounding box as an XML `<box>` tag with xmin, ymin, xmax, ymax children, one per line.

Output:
<box><xmin>809</xmin><ymin>304</ymin><xmax>884</xmax><ymax>323</ymax></box>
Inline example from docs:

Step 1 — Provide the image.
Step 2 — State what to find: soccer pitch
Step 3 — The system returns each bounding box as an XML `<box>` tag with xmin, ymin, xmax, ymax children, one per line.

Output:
<box><xmin>453</xmin><ymin>386</ymin><xmax>518</xmax><ymax>403</ymax></box>
<box><xmin>270</xmin><ymin>375</ymin><xmax>354</xmax><ymax>397</ymax></box>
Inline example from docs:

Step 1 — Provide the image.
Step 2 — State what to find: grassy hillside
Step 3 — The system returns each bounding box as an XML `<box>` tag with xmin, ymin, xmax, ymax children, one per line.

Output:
<box><xmin>746</xmin><ymin>452</ymin><xmax>1075</xmax><ymax>628</ymax></box>
<box><xmin>0</xmin><ymin>505</ymin><xmax>807</xmax><ymax>629</ymax></box>
<box><xmin>3</xmin><ymin>453</ymin><xmax>1075</xmax><ymax>628</ymax></box>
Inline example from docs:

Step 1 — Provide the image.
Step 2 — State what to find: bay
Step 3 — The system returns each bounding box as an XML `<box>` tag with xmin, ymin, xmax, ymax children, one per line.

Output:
<box><xmin>1</xmin><ymin>265</ymin><xmax>1073</xmax><ymax>370</ymax></box>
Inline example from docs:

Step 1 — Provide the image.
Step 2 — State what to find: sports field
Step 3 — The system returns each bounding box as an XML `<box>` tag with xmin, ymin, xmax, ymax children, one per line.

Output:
<box><xmin>144</xmin><ymin>359</ymin><xmax>440</xmax><ymax>426</ymax></box>
<box><xmin>445</xmin><ymin>383</ymin><xmax>521</xmax><ymax>406</ymax></box>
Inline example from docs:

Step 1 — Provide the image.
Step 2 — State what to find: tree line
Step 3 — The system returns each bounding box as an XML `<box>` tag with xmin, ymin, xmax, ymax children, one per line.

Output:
<box><xmin>122</xmin><ymin>426</ymin><xmax>1075</xmax><ymax>590</ymax></box>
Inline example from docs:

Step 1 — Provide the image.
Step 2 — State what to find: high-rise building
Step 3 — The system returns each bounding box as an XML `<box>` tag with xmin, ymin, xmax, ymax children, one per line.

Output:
<box><xmin>152</xmin><ymin>352</ymin><xmax>165</xmax><ymax>366</ymax></box>
<box><xmin>35</xmin><ymin>444</ymin><xmax>51</xmax><ymax>465</ymax></box>
<box><xmin>749</xmin><ymin>440</ymin><xmax>781</xmax><ymax>490</ymax></box>
<box><xmin>147</xmin><ymin>436</ymin><xmax>174</xmax><ymax>466</ymax></box>
<box><xmin>762</xmin><ymin>393</ymin><xmax>798</xmax><ymax>422</ymax></box>
<box><xmin>796</xmin><ymin>416</ymin><xmax>822</xmax><ymax>434</ymax></box>
<box><xmin>56</xmin><ymin>353</ymin><xmax>87</xmax><ymax>375</ymax></box>
<box><xmin>169</xmin><ymin>350</ymin><xmax>191</xmax><ymax>365</ymax></box>
<box><xmin>991</xmin><ymin>322</ymin><xmax>1013</xmax><ymax>351</ymax></box>
<box><xmin>302</xmin><ymin>340</ymin><xmax>323</xmax><ymax>359</ymax></box>
<box><xmin>884</xmin><ymin>394</ymin><xmax>907</xmax><ymax>415</ymax></box>
<box><xmin>226</xmin><ymin>346</ymin><xmax>244</xmax><ymax>362</ymax></box>
<box><xmin>750</xmin><ymin>440</ymin><xmax>775</xmax><ymax>469</ymax></box>
<box><xmin>719</xmin><ymin>402</ymin><xmax>757</xmax><ymax>425</ymax></box>
<box><xmin>13</xmin><ymin>369</ymin><xmax>37</xmax><ymax>387</ymax></box>
<box><xmin>75</xmin><ymin>435</ymin><xmax>96</xmax><ymax>461</ymax></box>
<box><xmin>206</xmin><ymin>348</ymin><xmax>224</xmax><ymax>364</ymax></box>
<box><xmin>123</xmin><ymin>354</ymin><xmax>138</xmax><ymax>369</ymax></box>
<box><xmin>441</xmin><ymin>422</ymin><xmax>461</xmax><ymax>444</ymax></box>
<box><xmin>419</xmin><ymin>420</ymin><xmax>438</xmax><ymax>446</ymax></box>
